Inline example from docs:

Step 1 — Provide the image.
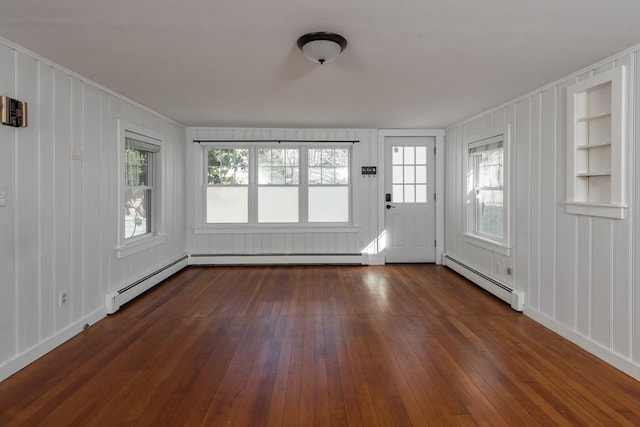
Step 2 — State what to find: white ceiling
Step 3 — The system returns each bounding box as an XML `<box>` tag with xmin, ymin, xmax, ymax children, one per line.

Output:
<box><xmin>1</xmin><ymin>1</ymin><xmax>639</xmax><ymax>129</ymax></box>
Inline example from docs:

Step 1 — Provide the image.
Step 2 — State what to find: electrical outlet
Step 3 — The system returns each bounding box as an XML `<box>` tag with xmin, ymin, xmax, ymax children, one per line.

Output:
<box><xmin>59</xmin><ymin>291</ymin><xmax>68</xmax><ymax>307</ymax></box>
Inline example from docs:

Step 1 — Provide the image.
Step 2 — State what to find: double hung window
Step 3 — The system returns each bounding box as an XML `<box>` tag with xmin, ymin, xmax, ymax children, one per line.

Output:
<box><xmin>465</xmin><ymin>127</ymin><xmax>510</xmax><ymax>254</ymax></box>
<box><xmin>125</xmin><ymin>136</ymin><xmax>159</xmax><ymax>240</ymax></box>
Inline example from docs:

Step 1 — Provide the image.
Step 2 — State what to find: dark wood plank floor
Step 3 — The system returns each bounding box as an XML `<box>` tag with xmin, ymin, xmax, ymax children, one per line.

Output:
<box><xmin>1</xmin><ymin>265</ymin><xmax>639</xmax><ymax>426</ymax></box>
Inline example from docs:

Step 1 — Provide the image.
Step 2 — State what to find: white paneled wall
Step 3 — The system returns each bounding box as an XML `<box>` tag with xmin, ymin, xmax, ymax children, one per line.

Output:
<box><xmin>0</xmin><ymin>39</ymin><xmax>187</xmax><ymax>380</ymax></box>
<box><xmin>445</xmin><ymin>46</ymin><xmax>639</xmax><ymax>379</ymax></box>
<box><xmin>186</xmin><ymin>128</ymin><xmax>381</xmax><ymax>261</ymax></box>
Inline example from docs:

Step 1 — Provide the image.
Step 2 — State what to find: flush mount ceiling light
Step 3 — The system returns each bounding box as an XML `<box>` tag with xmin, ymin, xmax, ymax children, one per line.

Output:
<box><xmin>297</xmin><ymin>32</ymin><xmax>348</xmax><ymax>64</ymax></box>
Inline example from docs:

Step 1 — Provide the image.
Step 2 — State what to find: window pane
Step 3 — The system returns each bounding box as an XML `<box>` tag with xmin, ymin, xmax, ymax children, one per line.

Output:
<box><xmin>258</xmin><ymin>187</ymin><xmax>298</xmax><ymax>223</ymax></box>
<box><xmin>334</xmin><ymin>149</ymin><xmax>349</xmax><ymax>166</ymax></box>
<box><xmin>416</xmin><ymin>165</ymin><xmax>427</xmax><ymax>183</ymax></box>
<box><xmin>392</xmin><ymin>166</ymin><xmax>403</xmax><ymax>184</ymax></box>
<box><xmin>392</xmin><ymin>184</ymin><xmax>404</xmax><ymax>203</ymax></box>
<box><xmin>404</xmin><ymin>185</ymin><xmax>415</xmax><ymax>203</ymax></box>
<box><xmin>404</xmin><ymin>166</ymin><xmax>415</xmax><ymax>184</ymax></box>
<box><xmin>125</xmin><ymin>147</ymin><xmax>149</xmax><ymax>186</ymax></box>
<box><xmin>206</xmin><ymin>187</ymin><xmax>248</xmax><ymax>223</ymax></box>
<box><xmin>416</xmin><ymin>146</ymin><xmax>427</xmax><ymax>164</ymax></box>
<box><xmin>208</xmin><ymin>148</ymin><xmax>249</xmax><ymax>185</ymax></box>
<box><xmin>258</xmin><ymin>167</ymin><xmax>270</xmax><ymax>185</ymax></box>
<box><xmin>322</xmin><ymin>149</ymin><xmax>335</xmax><ymax>167</ymax></box>
<box><xmin>392</xmin><ymin>146</ymin><xmax>403</xmax><ymax>164</ymax></box>
<box><xmin>335</xmin><ymin>167</ymin><xmax>349</xmax><ymax>184</ymax></box>
<box><xmin>478</xmin><ymin>189</ymin><xmax>503</xmax><ymax>237</ymax></box>
<box><xmin>478</xmin><ymin>150</ymin><xmax>503</xmax><ymax>188</ymax></box>
<box><xmin>322</xmin><ymin>168</ymin><xmax>335</xmax><ymax>184</ymax></box>
<box><xmin>416</xmin><ymin>184</ymin><xmax>427</xmax><ymax>203</ymax></box>
<box><xmin>309</xmin><ymin>187</ymin><xmax>349</xmax><ymax>222</ymax></box>
<box><xmin>125</xmin><ymin>188</ymin><xmax>151</xmax><ymax>238</ymax></box>
<box><xmin>404</xmin><ymin>147</ymin><xmax>415</xmax><ymax>164</ymax></box>
<box><xmin>308</xmin><ymin>149</ymin><xmax>322</xmax><ymax>167</ymax></box>
<box><xmin>309</xmin><ymin>167</ymin><xmax>322</xmax><ymax>184</ymax></box>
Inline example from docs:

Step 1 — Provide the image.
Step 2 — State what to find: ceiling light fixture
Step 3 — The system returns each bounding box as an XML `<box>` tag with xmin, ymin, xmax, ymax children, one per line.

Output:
<box><xmin>297</xmin><ymin>32</ymin><xmax>347</xmax><ymax>65</ymax></box>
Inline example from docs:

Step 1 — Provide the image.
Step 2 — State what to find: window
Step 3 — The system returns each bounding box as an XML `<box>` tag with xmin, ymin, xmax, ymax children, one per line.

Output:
<box><xmin>464</xmin><ymin>127</ymin><xmax>510</xmax><ymax>254</ymax></box>
<box><xmin>308</xmin><ymin>148</ymin><xmax>349</xmax><ymax>222</ymax></box>
<box><xmin>470</xmin><ymin>141</ymin><xmax>503</xmax><ymax>239</ymax></box>
<box><xmin>258</xmin><ymin>148</ymin><xmax>299</xmax><ymax>223</ymax></box>
<box><xmin>206</xmin><ymin>148</ymin><xmax>249</xmax><ymax>223</ymax></box>
<box><xmin>117</xmin><ymin>121</ymin><xmax>165</xmax><ymax>258</ymax></box>
<box><xmin>391</xmin><ymin>145</ymin><xmax>428</xmax><ymax>203</ymax></box>
<box><xmin>125</xmin><ymin>136</ymin><xmax>159</xmax><ymax>240</ymax></box>
<box><xmin>204</xmin><ymin>145</ymin><xmax>350</xmax><ymax>225</ymax></box>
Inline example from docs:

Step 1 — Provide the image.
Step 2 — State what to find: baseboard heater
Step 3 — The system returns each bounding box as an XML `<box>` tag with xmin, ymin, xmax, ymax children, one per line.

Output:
<box><xmin>189</xmin><ymin>253</ymin><xmax>363</xmax><ymax>265</ymax></box>
<box><xmin>443</xmin><ymin>254</ymin><xmax>524</xmax><ymax>311</ymax></box>
<box><xmin>105</xmin><ymin>254</ymin><xmax>189</xmax><ymax>314</ymax></box>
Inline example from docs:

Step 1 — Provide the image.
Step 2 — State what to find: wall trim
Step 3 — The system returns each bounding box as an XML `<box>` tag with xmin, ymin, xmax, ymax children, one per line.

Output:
<box><xmin>189</xmin><ymin>253</ymin><xmax>363</xmax><ymax>265</ymax></box>
<box><xmin>524</xmin><ymin>307</ymin><xmax>640</xmax><ymax>382</ymax></box>
<box><xmin>0</xmin><ymin>308</ymin><xmax>106</xmax><ymax>382</ymax></box>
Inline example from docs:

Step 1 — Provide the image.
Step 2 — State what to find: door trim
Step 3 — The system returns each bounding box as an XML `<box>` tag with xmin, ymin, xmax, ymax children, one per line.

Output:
<box><xmin>377</xmin><ymin>129</ymin><xmax>445</xmax><ymax>265</ymax></box>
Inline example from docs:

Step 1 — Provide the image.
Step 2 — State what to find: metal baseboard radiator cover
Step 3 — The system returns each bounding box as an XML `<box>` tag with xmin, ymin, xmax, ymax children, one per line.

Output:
<box><xmin>443</xmin><ymin>254</ymin><xmax>524</xmax><ymax>311</ymax></box>
<box><xmin>105</xmin><ymin>255</ymin><xmax>188</xmax><ymax>314</ymax></box>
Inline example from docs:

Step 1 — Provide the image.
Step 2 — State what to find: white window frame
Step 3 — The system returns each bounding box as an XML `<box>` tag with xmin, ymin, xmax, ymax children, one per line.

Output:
<box><xmin>200</xmin><ymin>143</ymin><xmax>353</xmax><ymax>229</ymax></box>
<box><xmin>463</xmin><ymin>126</ymin><xmax>511</xmax><ymax>256</ymax></box>
<box><xmin>116</xmin><ymin>121</ymin><xmax>166</xmax><ymax>258</ymax></box>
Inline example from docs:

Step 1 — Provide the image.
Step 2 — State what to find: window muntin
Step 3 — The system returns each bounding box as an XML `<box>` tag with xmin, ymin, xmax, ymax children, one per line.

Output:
<box><xmin>206</xmin><ymin>148</ymin><xmax>249</xmax><ymax>223</ymax></box>
<box><xmin>204</xmin><ymin>145</ymin><xmax>350</xmax><ymax>225</ymax></box>
<box><xmin>124</xmin><ymin>138</ymin><xmax>159</xmax><ymax>240</ymax></box>
<box><xmin>391</xmin><ymin>145</ymin><xmax>427</xmax><ymax>203</ymax></box>
<box><xmin>470</xmin><ymin>139</ymin><xmax>504</xmax><ymax>241</ymax></box>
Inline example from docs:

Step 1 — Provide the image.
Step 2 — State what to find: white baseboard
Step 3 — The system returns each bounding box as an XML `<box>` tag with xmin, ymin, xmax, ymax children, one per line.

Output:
<box><xmin>188</xmin><ymin>253</ymin><xmax>364</xmax><ymax>265</ymax></box>
<box><xmin>0</xmin><ymin>308</ymin><xmax>106</xmax><ymax>382</ymax></box>
<box><xmin>524</xmin><ymin>307</ymin><xmax>640</xmax><ymax>381</ymax></box>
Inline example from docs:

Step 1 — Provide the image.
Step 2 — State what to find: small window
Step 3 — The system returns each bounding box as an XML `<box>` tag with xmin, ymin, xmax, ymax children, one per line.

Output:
<box><xmin>470</xmin><ymin>141</ymin><xmax>503</xmax><ymax>240</ymax></box>
<box><xmin>464</xmin><ymin>127</ymin><xmax>510</xmax><ymax>254</ymax></box>
<box><xmin>124</xmin><ymin>136</ymin><xmax>159</xmax><ymax>240</ymax></box>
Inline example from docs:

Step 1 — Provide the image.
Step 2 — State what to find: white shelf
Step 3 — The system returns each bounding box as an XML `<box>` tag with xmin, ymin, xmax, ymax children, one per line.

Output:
<box><xmin>566</xmin><ymin>66</ymin><xmax>626</xmax><ymax>218</ymax></box>
<box><xmin>576</xmin><ymin>112</ymin><xmax>612</xmax><ymax>122</ymax></box>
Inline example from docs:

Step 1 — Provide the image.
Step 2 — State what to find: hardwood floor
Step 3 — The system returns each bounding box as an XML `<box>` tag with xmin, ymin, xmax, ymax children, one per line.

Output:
<box><xmin>1</xmin><ymin>265</ymin><xmax>639</xmax><ymax>426</ymax></box>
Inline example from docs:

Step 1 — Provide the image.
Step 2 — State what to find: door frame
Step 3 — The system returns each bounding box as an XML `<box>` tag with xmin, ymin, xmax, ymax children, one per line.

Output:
<box><xmin>377</xmin><ymin>129</ymin><xmax>445</xmax><ymax>265</ymax></box>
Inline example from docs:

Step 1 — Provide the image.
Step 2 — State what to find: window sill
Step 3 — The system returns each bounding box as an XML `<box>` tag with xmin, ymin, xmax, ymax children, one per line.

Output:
<box><xmin>463</xmin><ymin>233</ymin><xmax>511</xmax><ymax>256</ymax></box>
<box><xmin>194</xmin><ymin>225</ymin><xmax>360</xmax><ymax>234</ymax></box>
<box><xmin>116</xmin><ymin>234</ymin><xmax>167</xmax><ymax>259</ymax></box>
<box><xmin>565</xmin><ymin>201</ymin><xmax>626</xmax><ymax>219</ymax></box>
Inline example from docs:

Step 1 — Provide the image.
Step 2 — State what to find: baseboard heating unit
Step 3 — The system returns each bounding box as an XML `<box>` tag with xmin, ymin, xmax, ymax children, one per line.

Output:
<box><xmin>105</xmin><ymin>254</ymin><xmax>188</xmax><ymax>314</ymax></box>
<box><xmin>443</xmin><ymin>254</ymin><xmax>524</xmax><ymax>311</ymax></box>
<box><xmin>189</xmin><ymin>253</ymin><xmax>363</xmax><ymax>265</ymax></box>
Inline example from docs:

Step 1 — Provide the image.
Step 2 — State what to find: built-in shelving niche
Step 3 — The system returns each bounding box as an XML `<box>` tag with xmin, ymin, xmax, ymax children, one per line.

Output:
<box><xmin>566</xmin><ymin>66</ymin><xmax>627</xmax><ymax>219</ymax></box>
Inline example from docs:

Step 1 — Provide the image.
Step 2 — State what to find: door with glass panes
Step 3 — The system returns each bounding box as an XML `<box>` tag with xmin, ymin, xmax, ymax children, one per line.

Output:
<box><xmin>384</xmin><ymin>136</ymin><xmax>436</xmax><ymax>262</ymax></box>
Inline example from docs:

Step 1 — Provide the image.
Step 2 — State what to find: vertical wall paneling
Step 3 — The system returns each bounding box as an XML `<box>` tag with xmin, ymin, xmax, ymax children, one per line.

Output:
<box><xmin>0</xmin><ymin>44</ymin><xmax>17</xmax><ymax>363</ymax></box>
<box><xmin>0</xmin><ymin>38</ymin><xmax>187</xmax><ymax>381</ymax></box>
<box><xmin>445</xmin><ymin>47</ymin><xmax>640</xmax><ymax>380</ymax></box>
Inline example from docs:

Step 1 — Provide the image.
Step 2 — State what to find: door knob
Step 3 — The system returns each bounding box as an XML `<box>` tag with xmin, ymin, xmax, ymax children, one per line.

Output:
<box><xmin>386</xmin><ymin>204</ymin><xmax>396</xmax><ymax>209</ymax></box>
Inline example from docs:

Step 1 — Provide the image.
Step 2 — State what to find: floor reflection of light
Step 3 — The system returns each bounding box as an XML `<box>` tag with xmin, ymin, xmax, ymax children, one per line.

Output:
<box><xmin>363</xmin><ymin>270</ymin><xmax>388</xmax><ymax>309</ymax></box>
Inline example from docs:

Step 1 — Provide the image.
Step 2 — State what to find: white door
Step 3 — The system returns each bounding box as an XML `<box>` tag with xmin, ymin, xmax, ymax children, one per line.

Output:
<box><xmin>384</xmin><ymin>136</ymin><xmax>436</xmax><ymax>263</ymax></box>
